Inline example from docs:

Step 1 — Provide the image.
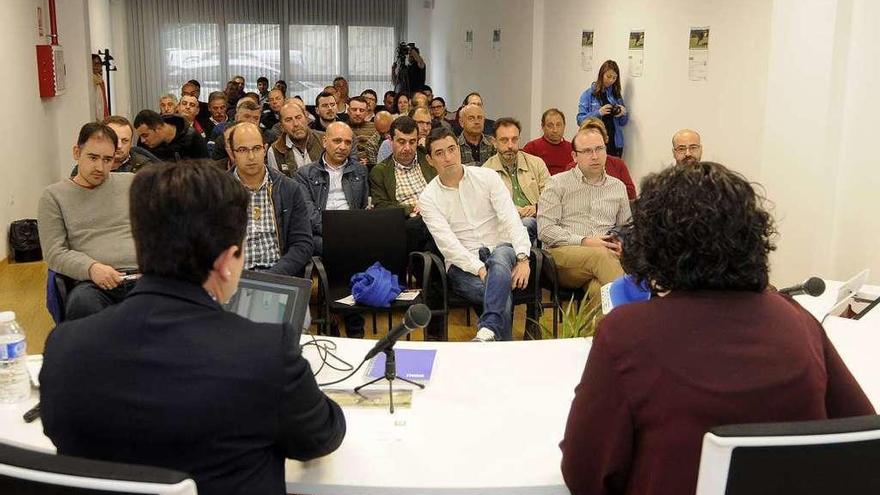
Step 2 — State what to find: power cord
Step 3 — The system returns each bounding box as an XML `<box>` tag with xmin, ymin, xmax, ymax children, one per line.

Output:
<box><xmin>301</xmin><ymin>333</ymin><xmax>356</xmax><ymax>378</ymax></box>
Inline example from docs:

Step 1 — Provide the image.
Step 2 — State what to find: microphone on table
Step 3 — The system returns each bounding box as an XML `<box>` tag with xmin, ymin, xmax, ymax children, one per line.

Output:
<box><xmin>600</xmin><ymin>274</ymin><xmax>651</xmax><ymax>315</ymax></box>
<box><xmin>364</xmin><ymin>304</ymin><xmax>432</xmax><ymax>360</ymax></box>
<box><xmin>778</xmin><ymin>277</ymin><xmax>826</xmax><ymax>297</ymax></box>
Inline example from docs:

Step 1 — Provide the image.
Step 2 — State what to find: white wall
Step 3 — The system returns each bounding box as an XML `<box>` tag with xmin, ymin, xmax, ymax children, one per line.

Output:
<box><xmin>1</xmin><ymin>0</ymin><xmax>93</xmax><ymax>259</ymax></box>
<box><xmin>418</xmin><ymin>0</ymin><xmax>539</xmax><ymax>140</ymax></box>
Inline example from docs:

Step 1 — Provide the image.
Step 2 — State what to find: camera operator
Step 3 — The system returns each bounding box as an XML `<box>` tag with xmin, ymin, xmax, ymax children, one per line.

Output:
<box><xmin>392</xmin><ymin>43</ymin><xmax>426</xmax><ymax>94</ymax></box>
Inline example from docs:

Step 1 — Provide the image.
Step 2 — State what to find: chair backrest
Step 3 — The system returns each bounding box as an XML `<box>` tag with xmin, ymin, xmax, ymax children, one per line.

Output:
<box><xmin>0</xmin><ymin>442</ymin><xmax>198</xmax><ymax>494</ymax></box>
<box><xmin>695</xmin><ymin>415</ymin><xmax>880</xmax><ymax>495</ymax></box>
<box><xmin>322</xmin><ymin>208</ymin><xmax>408</xmax><ymax>287</ymax></box>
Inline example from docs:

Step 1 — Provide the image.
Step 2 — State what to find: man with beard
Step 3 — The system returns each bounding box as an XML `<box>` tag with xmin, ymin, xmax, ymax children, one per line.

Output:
<box><xmin>672</xmin><ymin>129</ymin><xmax>703</xmax><ymax>166</ymax></box>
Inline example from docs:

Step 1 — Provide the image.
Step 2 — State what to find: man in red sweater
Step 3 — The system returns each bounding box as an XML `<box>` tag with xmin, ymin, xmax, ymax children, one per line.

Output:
<box><xmin>523</xmin><ymin>108</ymin><xmax>573</xmax><ymax>175</ymax></box>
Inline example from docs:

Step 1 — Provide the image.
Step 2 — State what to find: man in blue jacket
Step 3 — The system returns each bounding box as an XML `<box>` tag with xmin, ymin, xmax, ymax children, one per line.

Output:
<box><xmin>228</xmin><ymin>122</ymin><xmax>313</xmax><ymax>277</ymax></box>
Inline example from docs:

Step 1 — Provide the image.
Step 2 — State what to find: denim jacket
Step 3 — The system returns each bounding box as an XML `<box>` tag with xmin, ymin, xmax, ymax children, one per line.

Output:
<box><xmin>294</xmin><ymin>153</ymin><xmax>369</xmax><ymax>237</ymax></box>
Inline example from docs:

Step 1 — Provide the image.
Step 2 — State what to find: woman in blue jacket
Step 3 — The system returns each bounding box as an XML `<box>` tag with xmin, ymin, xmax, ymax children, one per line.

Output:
<box><xmin>576</xmin><ymin>60</ymin><xmax>628</xmax><ymax>157</ymax></box>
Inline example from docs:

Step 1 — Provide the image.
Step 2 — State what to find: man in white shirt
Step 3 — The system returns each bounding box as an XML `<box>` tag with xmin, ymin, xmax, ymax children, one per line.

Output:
<box><xmin>419</xmin><ymin>128</ymin><xmax>531</xmax><ymax>342</ymax></box>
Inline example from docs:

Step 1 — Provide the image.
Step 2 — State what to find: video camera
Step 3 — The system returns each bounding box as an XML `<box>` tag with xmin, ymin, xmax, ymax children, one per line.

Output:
<box><xmin>396</xmin><ymin>42</ymin><xmax>417</xmax><ymax>60</ymax></box>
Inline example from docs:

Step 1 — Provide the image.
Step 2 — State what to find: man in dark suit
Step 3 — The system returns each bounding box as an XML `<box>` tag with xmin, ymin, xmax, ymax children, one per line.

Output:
<box><xmin>40</xmin><ymin>161</ymin><xmax>346</xmax><ymax>495</ymax></box>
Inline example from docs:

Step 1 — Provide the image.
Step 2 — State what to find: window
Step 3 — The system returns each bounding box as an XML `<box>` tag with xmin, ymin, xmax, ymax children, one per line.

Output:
<box><xmin>347</xmin><ymin>26</ymin><xmax>395</xmax><ymax>96</ymax></box>
<box><xmin>289</xmin><ymin>25</ymin><xmax>340</xmax><ymax>103</ymax></box>
<box><xmin>163</xmin><ymin>24</ymin><xmax>220</xmax><ymax>95</ymax></box>
<box><xmin>227</xmin><ymin>24</ymin><xmax>281</xmax><ymax>93</ymax></box>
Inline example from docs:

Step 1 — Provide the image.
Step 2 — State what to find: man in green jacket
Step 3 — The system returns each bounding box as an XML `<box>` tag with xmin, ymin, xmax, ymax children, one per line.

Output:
<box><xmin>369</xmin><ymin>116</ymin><xmax>437</xmax><ymax>254</ymax></box>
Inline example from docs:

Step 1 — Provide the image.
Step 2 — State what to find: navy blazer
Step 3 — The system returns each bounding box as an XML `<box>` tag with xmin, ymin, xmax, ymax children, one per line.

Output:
<box><xmin>40</xmin><ymin>275</ymin><xmax>346</xmax><ymax>495</ymax></box>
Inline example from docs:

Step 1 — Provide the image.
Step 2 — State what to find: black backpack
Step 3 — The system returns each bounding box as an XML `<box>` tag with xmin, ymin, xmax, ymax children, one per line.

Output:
<box><xmin>9</xmin><ymin>219</ymin><xmax>42</xmax><ymax>262</ymax></box>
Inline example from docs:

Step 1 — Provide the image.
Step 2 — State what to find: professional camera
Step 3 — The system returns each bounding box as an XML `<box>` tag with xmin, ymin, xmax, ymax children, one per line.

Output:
<box><xmin>396</xmin><ymin>42</ymin><xmax>416</xmax><ymax>59</ymax></box>
<box><xmin>610</xmin><ymin>105</ymin><xmax>622</xmax><ymax>116</ymax></box>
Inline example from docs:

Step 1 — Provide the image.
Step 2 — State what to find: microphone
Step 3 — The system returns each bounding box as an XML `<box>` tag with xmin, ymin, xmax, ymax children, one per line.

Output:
<box><xmin>364</xmin><ymin>304</ymin><xmax>432</xmax><ymax>360</ymax></box>
<box><xmin>600</xmin><ymin>275</ymin><xmax>651</xmax><ymax>315</ymax></box>
<box><xmin>779</xmin><ymin>277</ymin><xmax>826</xmax><ymax>297</ymax></box>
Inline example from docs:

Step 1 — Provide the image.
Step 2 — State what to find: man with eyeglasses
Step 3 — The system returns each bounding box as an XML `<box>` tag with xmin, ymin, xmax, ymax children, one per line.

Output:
<box><xmin>672</xmin><ymin>129</ymin><xmax>703</xmax><ymax>166</ymax></box>
<box><xmin>228</xmin><ymin>122</ymin><xmax>313</xmax><ymax>277</ymax></box>
<box><xmin>360</xmin><ymin>89</ymin><xmax>378</xmax><ymax>121</ymax></box>
<box><xmin>537</xmin><ymin>127</ymin><xmax>631</xmax><ymax>315</ymax></box>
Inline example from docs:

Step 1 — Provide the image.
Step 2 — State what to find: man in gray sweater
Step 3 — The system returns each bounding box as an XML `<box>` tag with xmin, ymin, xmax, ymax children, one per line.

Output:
<box><xmin>38</xmin><ymin>123</ymin><xmax>139</xmax><ymax>320</ymax></box>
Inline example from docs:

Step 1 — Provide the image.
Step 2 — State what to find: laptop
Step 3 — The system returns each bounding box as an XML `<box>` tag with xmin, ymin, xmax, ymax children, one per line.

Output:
<box><xmin>224</xmin><ymin>271</ymin><xmax>312</xmax><ymax>336</ymax></box>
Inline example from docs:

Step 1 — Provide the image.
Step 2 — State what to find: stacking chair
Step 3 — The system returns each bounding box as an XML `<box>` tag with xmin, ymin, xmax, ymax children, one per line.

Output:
<box><xmin>695</xmin><ymin>415</ymin><xmax>880</xmax><ymax>495</ymax></box>
<box><xmin>0</xmin><ymin>441</ymin><xmax>197</xmax><ymax>494</ymax></box>
<box><xmin>307</xmin><ymin>208</ymin><xmax>431</xmax><ymax>337</ymax></box>
<box><xmin>539</xmin><ymin>249</ymin><xmax>587</xmax><ymax>338</ymax></box>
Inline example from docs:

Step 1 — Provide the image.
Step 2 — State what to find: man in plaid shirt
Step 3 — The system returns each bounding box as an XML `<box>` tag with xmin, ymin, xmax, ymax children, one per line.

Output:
<box><xmin>228</xmin><ymin>122</ymin><xmax>313</xmax><ymax>277</ymax></box>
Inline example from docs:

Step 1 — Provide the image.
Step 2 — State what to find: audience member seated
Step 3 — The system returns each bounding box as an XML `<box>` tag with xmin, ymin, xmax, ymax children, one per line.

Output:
<box><xmin>453</xmin><ymin>92</ymin><xmax>496</xmax><ymax>135</ymax></box>
<box><xmin>177</xmin><ymin>94</ymin><xmax>205</xmax><ymax>137</ymax></box>
<box><xmin>347</xmin><ymin>96</ymin><xmax>378</xmax><ymax>166</ymax></box>
<box><xmin>537</xmin><ymin>127</ymin><xmax>630</xmax><ymax>315</ymax></box>
<box><xmin>71</xmin><ymin>116</ymin><xmax>160</xmax><ymax>177</ymax></box>
<box><xmin>40</xmin><ymin>160</ymin><xmax>346</xmax><ymax>495</ymax></box>
<box><xmin>523</xmin><ymin>108</ymin><xmax>574</xmax><ymax>175</ymax></box>
<box><xmin>429</xmin><ymin>97</ymin><xmax>456</xmax><ymax>133</ymax></box>
<box><xmin>333</xmin><ymin>76</ymin><xmax>350</xmax><ymax>112</ymax></box>
<box><xmin>260</xmin><ymin>88</ymin><xmax>285</xmax><ymax>136</ymax></box>
<box><xmin>378</xmin><ymin>106</ymin><xmax>432</xmax><ymax>164</ymax></box>
<box><xmin>267</xmin><ymin>99</ymin><xmax>325</xmax><ymax>176</ymax></box>
<box><xmin>224</xmin><ymin>80</ymin><xmax>241</xmax><ymax>118</ymax></box>
<box><xmin>484</xmin><ymin>117</ymin><xmax>550</xmax><ymax>244</ymax></box>
<box><xmin>200</xmin><ymin>91</ymin><xmax>229</xmax><ymax>149</ymax></box>
<box><xmin>227</xmin><ymin>122</ymin><xmax>313</xmax><ymax>276</ymax></box>
<box><xmin>134</xmin><ymin>109</ymin><xmax>208</xmax><ymax>161</ymax></box>
<box><xmin>411</xmin><ymin>91</ymin><xmax>430</xmax><ymax>109</ymax></box>
<box><xmin>457</xmin><ymin>104</ymin><xmax>496</xmax><ymax>167</ymax></box>
<box><xmin>158</xmin><ymin>93</ymin><xmax>177</xmax><ymax>115</ymax></box>
<box><xmin>420</xmin><ymin>128</ymin><xmax>532</xmax><ymax>342</ymax></box>
<box><xmin>256</xmin><ymin>76</ymin><xmax>269</xmax><ymax>104</ymax></box>
<box><xmin>311</xmin><ymin>91</ymin><xmax>342</xmax><ymax>132</ymax></box>
<box><xmin>380</xmin><ymin>90</ymin><xmax>395</xmax><ymax>113</ymax></box>
<box><xmin>370</xmin><ymin>110</ymin><xmax>395</xmax><ymax>164</ymax></box>
<box><xmin>369</xmin><ymin>116</ymin><xmax>437</xmax><ymax>254</ymax></box>
<box><xmin>672</xmin><ymin>128</ymin><xmax>703</xmax><ymax>166</ymax></box>
<box><xmin>576</xmin><ymin>59</ymin><xmax>628</xmax><ymax>157</ymax></box>
<box><xmin>211</xmin><ymin>99</ymin><xmax>263</xmax><ymax>167</ymax></box>
<box><xmin>579</xmin><ymin>118</ymin><xmax>636</xmax><ymax>200</ymax></box>
<box><xmin>296</xmin><ymin>122</ymin><xmax>369</xmax><ymax>338</ymax></box>
<box><xmin>392</xmin><ymin>93</ymin><xmax>411</xmax><ymax>117</ymax></box>
<box><xmin>274</xmin><ymin>79</ymin><xmax>287</xmax><ymax>96</ymax></box>
<box><xmin>181</xmin><ymin>79</ymin><xmax>209</xmax><ymax>123</ymax></box>
<box><xmin>360</xmin><ymin>89</ymin><xmax>378</xmax><ymax>121</ymax></box>
<box><xmin>38</xmin><ymin>123</ymin><xmax>138</xmax><ymax>321</ymax></box>
<box><xmin>560</xmin><ymin>161</ymin><xmax>874</xmax><ymax>495</ymax></box>
<box><xmin>421</xmin><ymin>85</ymin><xmax>434</xmax><ymax>101</ymax></box>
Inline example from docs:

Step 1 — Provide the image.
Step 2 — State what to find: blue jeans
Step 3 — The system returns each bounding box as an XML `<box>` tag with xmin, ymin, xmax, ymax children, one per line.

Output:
<box><xmin>447</xmin><ymin>244</ymin><xmax>516</xmax><ymax>341</ymax></box>
<box><xmin>65</xmin><ymin>281</ymin><xmax>133</xmax><ymax>321</ymax></box>
<box><xmin>521</xmin><ymin>217</ymin><xmax>538</xmax><ymax>246</ymax></box>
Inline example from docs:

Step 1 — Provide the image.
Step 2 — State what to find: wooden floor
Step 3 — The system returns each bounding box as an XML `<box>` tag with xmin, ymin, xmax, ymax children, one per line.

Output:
<box><xmin>0</xmin><ymin>260</ymin><xmax>558</xmax><ymax>355</ymax></box>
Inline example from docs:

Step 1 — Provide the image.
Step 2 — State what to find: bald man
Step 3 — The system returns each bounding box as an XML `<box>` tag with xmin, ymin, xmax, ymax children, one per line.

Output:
<box><xmin>295</xmin><ymin>121</ymin><xmax>369</xmax><ymax>337</ymax></box>
<box><xmin>672</xmin><ymin>129</ymin><xmax>703</xmax><ymax>166</ymax></box>
<box><xmin>369</xmin><ymin>110</ymin><xmax>395</xmax><ymax>164</ymax></box>
<box><xmin>457</xmin><ymin>104</ymin><xmax>496</xmax><ymax>167</ymax></box>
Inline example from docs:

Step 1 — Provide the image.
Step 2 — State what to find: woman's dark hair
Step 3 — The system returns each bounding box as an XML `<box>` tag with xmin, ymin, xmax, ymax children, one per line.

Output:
<box><xmin>130</xmin><ymin>161</ymin><xmax>249</xmax><ymax>285</ymax></box>
<box><xmin>593</xmin><ymin>60</ymin><xmax>622</xmax><ymax>99</ymax></box>
<box><xmin>621</xmin><ymin>162</ymin><xmax>776</xmax><ymax>293</ymax></box>
<box><xmin>393</xmin><ymin>92</ymin><xmax>410</xmax><ymax>114</ymax></box>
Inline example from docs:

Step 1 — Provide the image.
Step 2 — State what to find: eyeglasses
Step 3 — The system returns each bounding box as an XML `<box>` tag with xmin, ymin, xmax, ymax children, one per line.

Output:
<box><xmin>573</xmin><ymin>146</ymin><xmax>606</xmax><ymax>156</ymax></box>
<box><xmin>673</xmin><ymin>144</ymin><xmax>702</xmax><ymax>153</ymax></box>
<box><xmin>233</xmin><ymin>145</ymin><xmax>264</xmax><ymax>156</ymax></box>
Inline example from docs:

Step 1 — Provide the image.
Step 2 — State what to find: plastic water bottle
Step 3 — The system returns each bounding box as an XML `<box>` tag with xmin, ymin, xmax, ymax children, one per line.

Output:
<box><xmin>0</xmin><ymin>311</ymin><xmax>29</xmax><ymax>404</ymax></box>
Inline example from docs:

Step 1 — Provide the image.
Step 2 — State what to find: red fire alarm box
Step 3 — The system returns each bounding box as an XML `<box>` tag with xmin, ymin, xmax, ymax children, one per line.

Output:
<box><xmin>36</xmin><ymin>44</ymin><xmax>66</xmax><ymax>97</ymax></box>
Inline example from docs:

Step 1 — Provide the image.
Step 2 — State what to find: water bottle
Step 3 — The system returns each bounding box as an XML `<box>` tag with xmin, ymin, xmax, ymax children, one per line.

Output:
<box><xmin>0</xmin><ymin>311</ymin><xmax>30</xmax><ymax>404</ymax></box>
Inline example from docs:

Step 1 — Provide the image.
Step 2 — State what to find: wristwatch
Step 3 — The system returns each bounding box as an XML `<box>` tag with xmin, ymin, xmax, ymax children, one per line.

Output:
<box><xmin>516</xmin><ymin>253</ymin><xmax>529</xmax><ymax>263</ymax></box>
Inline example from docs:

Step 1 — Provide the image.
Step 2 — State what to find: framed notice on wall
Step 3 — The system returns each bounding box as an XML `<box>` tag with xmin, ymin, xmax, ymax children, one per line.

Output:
<box><xmin>688</xmin><ymin>27</ymin><xmax>709</xmax><ymax>81</ymax></box>
<box><xmin>581</xmin><ymin>30</ymin><xmax>594</xmax><ymax>72</ymax></box>
<box><xmin>465</xmin><ymin>29</ymin><xmax>474</xmax><ymax>59</ymax></box>
<box><xmin>628</xmin><ymin>30</ymin><xmax>645</xmax><ymax>77</ymax></box>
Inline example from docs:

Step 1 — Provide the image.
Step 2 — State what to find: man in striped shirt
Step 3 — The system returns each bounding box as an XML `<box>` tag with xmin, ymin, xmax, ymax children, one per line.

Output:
<box><xmin>537</xmin><ymin>127</ymin><xmax>631</xmax><ymax>314</ymax></box>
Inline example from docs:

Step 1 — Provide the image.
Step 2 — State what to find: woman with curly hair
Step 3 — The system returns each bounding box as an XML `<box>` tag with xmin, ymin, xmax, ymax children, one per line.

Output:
<box><xmin>576</xmin><ymin>60</ymin><xmax>628</xmax><ymax>157</ymax></box>
<box><xmin>560</xmin><ymin>162</ymin><xmax>873</xmax><ymax>495</ymax></box>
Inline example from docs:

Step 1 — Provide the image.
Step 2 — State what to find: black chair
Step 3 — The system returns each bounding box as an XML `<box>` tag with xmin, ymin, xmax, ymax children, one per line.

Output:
<box><xmin>46</xmin><ymin>270</ymin><xmax>76</xmax><ymax>324</ymax></box>
<box><xmin>539</xmin><ymin>249</ymin><xmax>587</xmax><ymax>338</ymax></box>
<box><xmin>0</xmin><ymin>441</ymin><xmax>197</xmax><ymax>494</ymax></box>
<box><xmin>695</xmin><ymin>415</ymin><xmax>880</xmax><ymax>495</ymax></box>
<box><xmin>307</xmin><ymin>208</ymin><xmax>431</xmax><ymax>337</ymax></box>
<box><xmin>423</xmin><ymin>246</ymin><xmax>544</xmax><ymax>341</ymax></box>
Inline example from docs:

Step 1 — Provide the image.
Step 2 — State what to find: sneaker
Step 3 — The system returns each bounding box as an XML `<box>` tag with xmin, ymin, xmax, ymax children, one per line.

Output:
<box><xmin>471</xmin><ymin>327</ymin><xmax>497</xmax><ymax>342</ymax></box>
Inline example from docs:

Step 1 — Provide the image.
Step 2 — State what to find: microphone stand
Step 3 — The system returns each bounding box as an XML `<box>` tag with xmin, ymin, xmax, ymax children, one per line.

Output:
<box><xmin>354</xmin><ymin>348</ymin><xmax>424</xmax><ymax>414</ymax></box>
